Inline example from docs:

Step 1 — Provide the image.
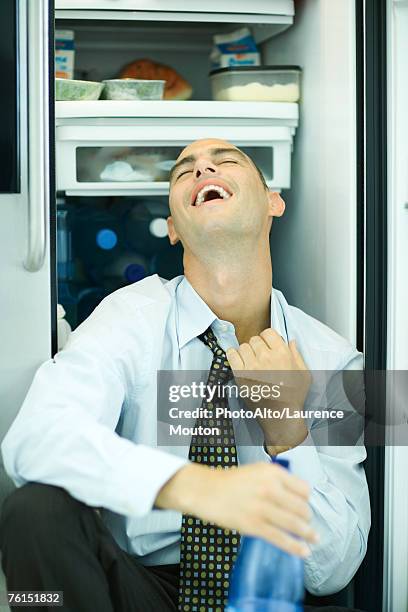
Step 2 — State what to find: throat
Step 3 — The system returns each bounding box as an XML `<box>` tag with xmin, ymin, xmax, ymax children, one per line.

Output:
<box><xmin>188</xmin><ymin>280</ymin><xmax>272</xmax><ymax>345</ymax></box>
<box><xmin>235</xmin><ymin>313</ymin><xmax>272</xmax><ymax>345</ymax></box>
<box><xmin>184</xmin><ymin>244</ymin><xmax>273</xmax><ymax>337</ymax></box>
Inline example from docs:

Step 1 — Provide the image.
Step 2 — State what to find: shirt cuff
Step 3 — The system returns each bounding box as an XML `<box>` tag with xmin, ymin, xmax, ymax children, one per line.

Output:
<box><xmin>105</xmin><ymin>442</ymin><xmax>189</xmax><ymax>517</ymax></box>
<box><xmin>273</xmin><ymin>433</ymin><xmax>327</xmax><ymax>488</ymax></box>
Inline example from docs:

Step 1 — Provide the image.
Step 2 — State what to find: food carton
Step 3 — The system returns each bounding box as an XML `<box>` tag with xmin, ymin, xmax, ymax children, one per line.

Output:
<box><xmin>55</xmin><ymin>30</ymin><xmax>75</xmax><ymax>80</ymax></box>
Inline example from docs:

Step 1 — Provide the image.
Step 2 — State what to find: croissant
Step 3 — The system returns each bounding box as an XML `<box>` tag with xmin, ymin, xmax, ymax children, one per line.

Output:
<box><xmin>119</xmin><ymin>58</ymin><xmax>193</xmax><ymax>101</ymax></box>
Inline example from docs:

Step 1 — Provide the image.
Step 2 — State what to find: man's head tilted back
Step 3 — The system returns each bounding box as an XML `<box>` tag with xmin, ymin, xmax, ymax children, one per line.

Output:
<box><xmin>166</xmin><ymin>139</ymin><xmax>285</xmax><ymax>263</ymax></box>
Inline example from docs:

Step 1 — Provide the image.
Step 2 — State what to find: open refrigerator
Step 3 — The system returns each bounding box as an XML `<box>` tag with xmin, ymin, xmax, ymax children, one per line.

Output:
<box><xmin>1</xmin><ymin>1</ymin><xmax>407</xmax><ymax>610</ymax></box>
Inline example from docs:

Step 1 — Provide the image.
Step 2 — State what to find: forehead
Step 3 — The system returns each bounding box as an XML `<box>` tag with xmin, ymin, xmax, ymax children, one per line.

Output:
<box><xmin>176</xmin><ymin>138</ymin><xmax>241</xmax><ymax>162</ymax></box>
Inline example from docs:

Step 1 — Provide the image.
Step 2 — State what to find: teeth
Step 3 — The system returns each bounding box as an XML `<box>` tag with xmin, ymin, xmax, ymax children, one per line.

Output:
<box><xmin>194</xmin><ymin>184</ymin><xmax>231</xmax><ymax>206</ymax></box>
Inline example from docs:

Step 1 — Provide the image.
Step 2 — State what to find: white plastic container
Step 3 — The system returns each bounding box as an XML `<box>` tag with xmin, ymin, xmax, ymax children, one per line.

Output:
<box><xmin>55</xmin><ymin>78</ymin><xmax>104</xmax><ymax>101</ymax></box>
<box><xmin>210</xmin><ymin>66</ymin><xmax>301</xmax><ymax>102</ymax></box>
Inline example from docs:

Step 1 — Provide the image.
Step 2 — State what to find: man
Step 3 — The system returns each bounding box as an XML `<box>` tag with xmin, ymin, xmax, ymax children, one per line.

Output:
<box><xmin>0</xmin><ymin>139</ymin><xmax>370</xmax><ymax>612</ymax></box>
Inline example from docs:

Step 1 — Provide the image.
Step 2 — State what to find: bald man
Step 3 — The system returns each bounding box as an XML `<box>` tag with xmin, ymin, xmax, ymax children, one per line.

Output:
<box><xmin>0</xmin><ymin>140</ymin><xmax>369</xmax><ymax>612</ymax></box>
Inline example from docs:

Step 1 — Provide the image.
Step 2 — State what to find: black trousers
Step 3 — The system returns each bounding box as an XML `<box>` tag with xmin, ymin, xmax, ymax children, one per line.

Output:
<box><xmin>0</xmin><ymin>483</ymin><xmax>364</xmax><ymax>612</ymax></box>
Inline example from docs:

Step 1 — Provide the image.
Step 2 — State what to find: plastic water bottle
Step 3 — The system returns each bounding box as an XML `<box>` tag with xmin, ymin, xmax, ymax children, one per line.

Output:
<box><xmin>56</xmin><ymin>204</ymin><xmax>74</xmax><ymax>281</ymax></box>
<box><xmin>123</xmin><ymin>205</ymin><xmax>169</xmax><ymax>256</ymax></box>
<box><xmin>103</xmin><ymin>252</ymin><xmax>148</xmax><ymax>286</ymax></box>
<box><xmin>226</xmin><ymin>458</ymin><xmax>304</xmax><ymax>611</ymax></box>
<box><xmin>72</xmin><ymin>206</ymin><xmax>124</xmax><ymax>271</ymax></box>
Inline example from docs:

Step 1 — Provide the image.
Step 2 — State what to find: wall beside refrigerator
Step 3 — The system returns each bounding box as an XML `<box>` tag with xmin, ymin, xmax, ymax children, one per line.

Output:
<box><xmin>383</xmin><ymin>1</ymin><xmax>408</xmax><ymax>611</ymax></box>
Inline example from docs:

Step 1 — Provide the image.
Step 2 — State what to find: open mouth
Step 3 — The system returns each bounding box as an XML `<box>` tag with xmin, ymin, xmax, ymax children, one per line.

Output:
<box><xmin>192</xmin><ymin>184</ymin><xmax>232</xmax><ymax>207</ymax></box>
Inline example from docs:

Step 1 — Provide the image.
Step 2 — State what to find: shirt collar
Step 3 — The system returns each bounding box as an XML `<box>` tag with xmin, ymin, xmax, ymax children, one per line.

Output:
<box><xmin>175</xmin><ymin>275</ymin><xmax>288</xmax><ymax>349</ymax></box>
<box><xmin>176</xmin><ymin>277</ymin><xmax>218</xmax><ymax>349</ymax></box>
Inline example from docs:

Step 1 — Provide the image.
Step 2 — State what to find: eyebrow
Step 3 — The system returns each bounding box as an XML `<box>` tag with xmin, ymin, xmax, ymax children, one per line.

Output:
<box><xmin>169</xmin><ymin>147</ymin><xmax>248</xmax><ymax>183</ymax></box>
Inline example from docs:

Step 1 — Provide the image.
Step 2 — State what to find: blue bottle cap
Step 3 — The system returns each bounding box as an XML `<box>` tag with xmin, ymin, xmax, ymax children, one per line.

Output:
<box><xmin>124</xmin><ymin>263</ymin><xmax>146</xmax><ymax>283</ymax></box>
<box><xmin>96</xmin><ymin>228</ymin><xmax>118</xmax><ymax>250</ymax></box>
<box><xmin>272</xmin><ymin>457</ymin><xmax>290</xmax><ymax>470</ymax></box>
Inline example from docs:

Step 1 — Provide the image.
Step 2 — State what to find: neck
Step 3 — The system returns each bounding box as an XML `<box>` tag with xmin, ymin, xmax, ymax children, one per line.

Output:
<box><xmin>184</xmin><ymin>241</ymin><xmax>272</xmax><ymax>344</ymax></box>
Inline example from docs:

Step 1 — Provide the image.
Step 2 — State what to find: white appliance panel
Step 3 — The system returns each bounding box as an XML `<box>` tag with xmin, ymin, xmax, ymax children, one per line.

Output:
<box><xmin>0</xmin><ymin>0</ymin><xmax>53</xmax><ymax>491</ymax></box>
<box><xmin>383</xmin><ymin>2</ymin><xmax>408</xmax><ymax>611</ymax></box>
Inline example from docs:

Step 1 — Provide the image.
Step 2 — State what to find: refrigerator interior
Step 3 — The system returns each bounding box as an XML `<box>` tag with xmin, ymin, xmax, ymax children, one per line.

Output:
<box><xmin>55</xmin><ymin>0</ymin><xmax>357</xmax><ymax>344</ymax></box>
<box><xmin>54</xmin><ymin>13</ymin><xmax>299</xmax><ymax>330</ymax></box>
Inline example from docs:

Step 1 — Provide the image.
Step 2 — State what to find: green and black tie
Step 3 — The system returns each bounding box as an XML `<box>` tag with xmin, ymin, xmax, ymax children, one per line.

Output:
<box><xmin>178</xmin><ymin>326</ymin><xmax>240</xmax><ymax>612</ymax></box>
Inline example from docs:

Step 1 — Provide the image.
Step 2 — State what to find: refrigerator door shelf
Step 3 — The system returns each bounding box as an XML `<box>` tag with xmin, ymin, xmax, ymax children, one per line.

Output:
<box><xmin>56</xmin><ymin>124</ymin><xmax>294</xmax><ymax>194</ymax></box>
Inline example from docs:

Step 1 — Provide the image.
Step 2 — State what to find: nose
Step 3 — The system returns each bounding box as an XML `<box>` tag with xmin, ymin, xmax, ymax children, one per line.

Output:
<box><xmin>194</xmin><ymin>157</ymin><xmax>217</xmax><ymax>180</ymax></box>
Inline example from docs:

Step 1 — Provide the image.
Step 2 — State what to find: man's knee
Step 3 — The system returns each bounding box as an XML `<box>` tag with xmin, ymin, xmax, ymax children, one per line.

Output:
<box><xmin>0</xmin><ymin>483</ymin><xmax>79</xmax><ymax>547</ymax></box>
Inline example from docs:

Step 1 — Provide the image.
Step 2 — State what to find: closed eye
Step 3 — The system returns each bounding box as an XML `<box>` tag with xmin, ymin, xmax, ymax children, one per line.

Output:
<box><xmin>218</xmin><ymin>159</ymin><xmax>239</xmax><ymax>165</ymax></box>
<box><xmin>175</xmin><ymin>169</ymin><xmax>193</xmax><ymax>181</ymax></box>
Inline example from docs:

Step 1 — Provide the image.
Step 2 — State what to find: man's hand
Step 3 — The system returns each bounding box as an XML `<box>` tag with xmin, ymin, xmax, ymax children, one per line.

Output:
<box><xmin>226</xmin><ymin>328</ymin><xmax>311</xmax><ymax>455</ymax></box>
<box><xmin>155</xmin><ymin>462</ymin><xmax>318</xmax><ymax>557</ymax></box>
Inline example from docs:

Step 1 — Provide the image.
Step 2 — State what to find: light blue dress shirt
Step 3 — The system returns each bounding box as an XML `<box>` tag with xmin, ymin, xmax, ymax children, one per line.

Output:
<box><xmin>1</xmin><ymin>274</ymin><xmax>370</xmax><ymax>596</ymax></box>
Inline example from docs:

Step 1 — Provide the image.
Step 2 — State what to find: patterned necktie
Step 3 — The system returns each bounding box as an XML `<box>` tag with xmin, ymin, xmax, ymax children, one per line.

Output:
<box><xmin>178</xmin><ymin>326</ymin><xmax>241</xmax><ymax>612</ymax></box>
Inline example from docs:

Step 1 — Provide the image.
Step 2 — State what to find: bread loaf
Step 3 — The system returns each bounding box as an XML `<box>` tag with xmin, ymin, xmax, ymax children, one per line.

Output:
<box><xmin>119</xmin><ymin>59</ymin><xmax>193</xmax><ymax>101</ymax></box>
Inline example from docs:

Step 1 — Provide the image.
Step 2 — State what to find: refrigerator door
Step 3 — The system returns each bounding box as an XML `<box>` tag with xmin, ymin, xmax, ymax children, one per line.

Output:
<box><xmin>0</xmin><ymin>0</ymin><xmax>55</xmax><ymax>498</ymax></box>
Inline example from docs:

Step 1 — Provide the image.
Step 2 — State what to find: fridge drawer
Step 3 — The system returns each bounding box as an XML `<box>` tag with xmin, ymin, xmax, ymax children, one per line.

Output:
<box><xmin>56</xmin><ymin>124</ymin><xmax>294</xmax><ymax>195</ymax></box>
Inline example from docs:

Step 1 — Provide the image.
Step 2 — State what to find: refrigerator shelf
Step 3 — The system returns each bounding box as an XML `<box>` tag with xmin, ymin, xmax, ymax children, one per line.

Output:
<box><xmin>56</xmin><ymin>100</ymin><xmax>299</xmax><ymax>123</ymax></box>
<box><xmin>55</xmin><ymin>1</ymin><xmax>294</xmax><ymax>44</ymax></box>
<box><xmin>55</xmin><ymin>0</ymin><xmax>293</xmax><ymax>13</ymax></box>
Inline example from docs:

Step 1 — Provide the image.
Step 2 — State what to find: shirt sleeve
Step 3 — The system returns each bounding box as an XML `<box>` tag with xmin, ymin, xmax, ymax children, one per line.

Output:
<box><xmin>279</xmin><ymin>351</ymin><xmax>370</xmax><ymax>596</ymax></box>
<box><xmin>1</xmin><ymin>295</ymin><xmax>188</xmax><ymax>517</ymax></box>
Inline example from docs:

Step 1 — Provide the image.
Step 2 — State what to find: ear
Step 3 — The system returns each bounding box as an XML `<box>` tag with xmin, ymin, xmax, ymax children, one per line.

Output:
<box><xmin>167</xmin><ymin>216</ymin><xmax>180</xmax><ymax>245</ymax></box>
<box><xmin>267</xmin><ymin>191</ymin><xmax>285</xmax><ymax>218</ymax></box>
